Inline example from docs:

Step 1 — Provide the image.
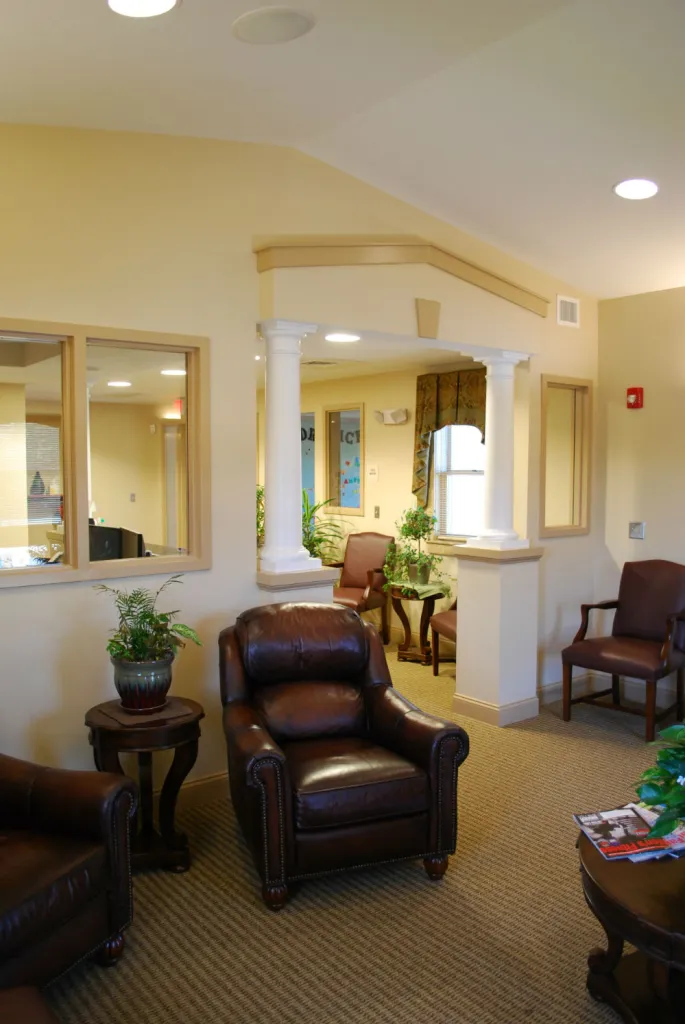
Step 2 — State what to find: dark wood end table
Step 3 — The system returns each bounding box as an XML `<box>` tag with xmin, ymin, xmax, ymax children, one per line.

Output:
<box><xmin>388</xmin><ymin>584</ymin><xmax>445</xmax><ymax>665</ymax></box>
<box><xmin>85</xmin><ymin>696</ymin><xmax>204</xmax><ymax>874</ymax></box>
<box><xmin>579</xmin><ymin>832</ymin><xmax>685</xmax><ymax>1022</ymax></box>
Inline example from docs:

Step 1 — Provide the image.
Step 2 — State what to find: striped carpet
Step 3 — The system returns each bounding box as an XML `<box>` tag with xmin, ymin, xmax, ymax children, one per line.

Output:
<box><xmin>48</xmin><ymin>652</ymin><xmax>656</xmax><ymax>1024</ymax></box>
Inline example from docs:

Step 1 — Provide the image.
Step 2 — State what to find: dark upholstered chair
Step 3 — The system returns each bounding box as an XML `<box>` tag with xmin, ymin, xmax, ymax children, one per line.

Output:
<box><xmin>561</xmin><ymin>560</ymin><xmax>685</xmax><ymax>741</ymax></box>
<box><xmin>331</xmin><ymin>532</ymin><xmax>394</xmax><ymax>644</ymax></box>
<box><xmin>0</xmin><ymin>754</ymin><xmax>137</xmax><ymax>989</ymax></box>
<box><xmin>430</xmin><ymin>600</ymin><xmax>457</xmax><ymax>676</ymax></box>
<box><xmin>219</xmin><ymin>603</ymin><xmax>469</xmax><ymax>910</ymax></box>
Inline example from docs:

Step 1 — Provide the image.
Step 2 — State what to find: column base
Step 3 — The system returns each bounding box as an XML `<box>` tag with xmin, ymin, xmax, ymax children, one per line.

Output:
<box><xmin>452</xmin><ymin>692</ymin><xmax>539</xmax><ymax>727</ymax></box>
<box><xmin>259</xmin><ymin>550</ymin><xmax>322</xmax><ymax>573</ymax></box>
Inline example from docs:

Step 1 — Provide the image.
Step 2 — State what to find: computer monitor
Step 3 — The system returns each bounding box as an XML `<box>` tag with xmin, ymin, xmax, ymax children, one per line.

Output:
<box><xmin>89</xmin><ymin>525</ymin><xmax>145</xmax><ymax>561</ymax></box>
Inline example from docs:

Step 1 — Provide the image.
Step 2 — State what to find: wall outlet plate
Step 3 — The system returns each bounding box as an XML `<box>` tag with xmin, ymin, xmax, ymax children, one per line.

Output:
<box><xmin>374</xmin><ymin>506</ymin><xmax>380</xmax><ymax>519</ymax></box>
<box><xmin>629</xmin><ymin>521</ymin><xmax>645</xmax><ymax>540</ymax></box>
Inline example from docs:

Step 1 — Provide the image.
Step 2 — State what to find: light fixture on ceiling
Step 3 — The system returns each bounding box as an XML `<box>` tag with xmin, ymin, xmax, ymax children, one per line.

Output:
<box><xmin>232</xmin><ymin>7</ymin><xmax>315</xmax><ymax>44</ymax></box>
<box><xmin>107</xmin><ymin>380</ymin><xmax>132</xmax><ymax>387</ymax></box>
<box><xmin>107</xmin><ymin>0</ymin><xmax>180</xmax><ymax>17</ymax></box>
<box><xmin>613</xmin><ymin>178</ymin><xmax>659</xmax><ymax>200</ymax></box>
<box><xmin>325</xmin><ymin>332</ymin><xmax>361</xmax><ymax>343</ymax></box>
<box><xmin>160</xmin><ymin>368</ymin><xmax>186</xmax><ymax>376</ymax></box>
<box><xmin>255</xmin><ymin>355</ymin><xmax>262</xmax><ymax>361</ymax></box>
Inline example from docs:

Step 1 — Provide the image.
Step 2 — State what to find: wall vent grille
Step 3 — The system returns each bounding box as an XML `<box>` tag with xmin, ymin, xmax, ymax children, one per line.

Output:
<box><xmin>557</xmin><ymin>295</ymin><xmax>580</xmax><ymax>327</ymax></box>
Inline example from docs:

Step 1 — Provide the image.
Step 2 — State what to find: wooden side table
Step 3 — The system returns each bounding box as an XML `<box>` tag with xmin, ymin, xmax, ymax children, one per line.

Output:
<box><xmin>388</xmin><ymin>584</ymin><xmax>444</xmax><ymax>665</ymax></box>
<box><xmin>85</xmin><ymin>696</ymin><xmax>204</xmax><ymax>873</ymax></box>
<box><xmin>579</xmin><ymin>832</ymin><xmax>685</xmax><ymax>1022</ymax></box>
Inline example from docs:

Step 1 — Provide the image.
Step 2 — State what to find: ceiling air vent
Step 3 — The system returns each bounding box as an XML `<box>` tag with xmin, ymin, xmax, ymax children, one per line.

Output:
<box><xmin>302</xmin><ymin>360</ymin><xmax>337</xmax><ymax>366</ymax></box>
<box><xmin>557</xmin><ymin>295</ymin><xmax>580</xmax><ymax>328</ymax></box>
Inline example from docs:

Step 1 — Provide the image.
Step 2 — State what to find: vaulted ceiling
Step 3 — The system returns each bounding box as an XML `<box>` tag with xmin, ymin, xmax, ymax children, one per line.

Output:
<box><xmin>2</xmin><ymin>0</ymin><xmax>683</xmax><ymax>297</ymax></box>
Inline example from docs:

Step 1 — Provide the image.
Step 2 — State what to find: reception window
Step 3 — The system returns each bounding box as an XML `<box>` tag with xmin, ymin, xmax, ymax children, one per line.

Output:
<box><xmin>0</xmin><ymin>319</ymin><xmax>209</xmax><ymax>588</ymax></box>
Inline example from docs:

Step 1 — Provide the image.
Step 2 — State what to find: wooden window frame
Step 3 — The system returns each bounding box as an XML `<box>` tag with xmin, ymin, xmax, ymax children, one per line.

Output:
<box><xmin>0</xmin><ymin>318</ymin><xmax>211</xmax><ymax>589</ymax></box>
<box><xmin>539</xmin><ymin>374</ymin><xmax>592</xmax><ymax>539</ymax></box>
<box><xmin>324</xmin><ymin>403</ymin><xmax>365</xmax><ymax>517</ymax></box>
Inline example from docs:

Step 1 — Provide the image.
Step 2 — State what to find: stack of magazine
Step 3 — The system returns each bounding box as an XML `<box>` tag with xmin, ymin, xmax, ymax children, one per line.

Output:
<box><xmin>574</xmin><ymin>803</ymin><xmax>685</xmax><ymax>863</ymax></box>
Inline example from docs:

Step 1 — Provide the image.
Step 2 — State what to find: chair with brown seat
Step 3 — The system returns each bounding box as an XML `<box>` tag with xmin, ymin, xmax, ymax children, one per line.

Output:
<box><xmin>0</xmin><ymin>753</ymin><xmax>136</xmax><ymax>990</ymax></box>
<box><xmin>561</xmin><ymin>559</ymin><xmax>685</xmax><ymax>741</ymax></box>
<box><xmin>430</xmin><ymin>599</ymin><xmax>457</xmax><ymax>676</ymax></box>
<box><xmin>331</xmin><ymin>531</ymin><xmax>394</xmax><ymax>644</ymax></box>
<box><xmin>219</xmin><ymin>602</ymin><xmax>469</xmax><ymax>910</ymax></box>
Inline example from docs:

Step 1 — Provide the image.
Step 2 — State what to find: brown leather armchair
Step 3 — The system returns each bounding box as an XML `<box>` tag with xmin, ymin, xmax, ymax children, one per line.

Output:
<box><xmin>331</xmin><ymin>532</ymin><xmax>394</xmax><ymax>643</ymax></box>
<box><xmin>430</xmin><ymin>599</ymin><xmax>457</xmax><ymax>676</ymax></box>
<box><xmin>0</xmin><ymin>753</ymin><xmax>137</xmax><ymax>989</ymax></box>
<box><xmin>220</xmin><ymin>603</ymin><xmax>469</xmax><ymax>910</ymax></box>
<box><xmin>561</xmin><ymin>559</ymin><xmax>685</xmax><ymax>741</ymax></box>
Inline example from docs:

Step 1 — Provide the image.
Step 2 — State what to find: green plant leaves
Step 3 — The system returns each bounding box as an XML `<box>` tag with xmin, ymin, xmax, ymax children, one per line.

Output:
<box><xmin>657</xmin><ymin>725</ymin><xmax>685</xmax><ymax>744</ymax></box>
<box><xmin>97</xmin><ymin>575</ymin><xmax>202</xmax><ymax>662</ymax></box>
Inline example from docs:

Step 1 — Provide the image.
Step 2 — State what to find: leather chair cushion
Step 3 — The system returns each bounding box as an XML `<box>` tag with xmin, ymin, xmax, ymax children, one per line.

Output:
<box><xmin>333</xmin><ymin>588</ymin><xmax>385</xmax><ymax>612</ymax></box>
<box><xmin>284</xmin><ymin>737</ymin><xmax>429</xmax><ymax>830</ymax></box>
<box><xmin>254</xmin><ymin>681</ymin><xmax>365</xmax><ymax>741</ymax></box>
<box><xmin>0</xmin><ymin>988</ymin><xmax>60</xmax><ymax>1024</ymax></box>
<box><xmin>430</xmin><ymin>609</ymin><xmax>456</xmax><ymax>643</ymax></box>
<box><xmin>562</xmin><ymin>636</ymin><xmax>685</xmax><ymax>679</ymax></box>
<box><xmin>0</xmin><ymin>831</ymin><xmax>107</xmax><ymax>959</ymax></box>
<box><xmin>340</xmin><ymin>533</ymin><xmax>393</xmax><ymax>590</ymax></box>
<box><xmin>236</xmin><ymin>603</ymin><xmax>368</xmax><ymax>683</ymax></box>
<box><xmin>613</xmin><ymin>560</ymin><xmax>685</xmax><ymax>650</ymax></box>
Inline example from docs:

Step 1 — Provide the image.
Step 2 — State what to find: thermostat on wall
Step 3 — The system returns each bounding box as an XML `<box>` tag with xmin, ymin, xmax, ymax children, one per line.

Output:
<box><xmin>629</xmin><ymin>522</ymin><xmax>646</xmax><ymax>540</ymax></box>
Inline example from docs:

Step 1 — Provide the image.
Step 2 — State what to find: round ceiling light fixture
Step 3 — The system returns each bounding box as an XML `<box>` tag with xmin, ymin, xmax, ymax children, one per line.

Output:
<box><xmin>107</xmin><ymin>380</ymin><xmax>132</xmax><ymax>387</ymax></box>
<box><xmin>232</xmin><ymin>7</ymin><xmax>315</xmax><ymax>44</ymax></box>
<box><xmin>613</xmin><ymin>178</ymin><xmax>659</xmax><ymax>200</ymax></box>
<box><xmin>325</xmin><ymin>332</ymin><xmax>361</xmax><ymax>343</ymax></box>
<box><xmin>107</xmin><ymin>0</ymin><xmax>180</xmax><ymax>18</ymax></box>
<box><xmin>255</xmin><ymin>355</ymin><xmax>262</xmax><ymax>361</ymax></box>
<box><xmin>160</xmin><ymin>368</ymin><xmax>186</xmax><ymax>376</ymax></box>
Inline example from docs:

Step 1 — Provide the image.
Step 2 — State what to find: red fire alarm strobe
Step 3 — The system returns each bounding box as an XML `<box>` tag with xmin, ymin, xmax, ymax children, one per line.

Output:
<box><xmin>627</xmin><ymin>387</ymin><xmax>643</xmax><ymax>409</ymax></box>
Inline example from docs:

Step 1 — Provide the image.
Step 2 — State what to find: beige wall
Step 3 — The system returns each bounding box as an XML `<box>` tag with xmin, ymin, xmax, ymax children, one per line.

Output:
<box><xmin>0</xmin><ymin>122</ymin><xmax>599</xmax><ymax>775</ymax></box>
<box><xmin>598</xmin><ymin>286</ymin><xmax>685</xmax><ymax>592</ymax></box>
<box><xmin>89</xmin><ymin>403</ymin><xmax>164</xmax><ymax>545</ymax></box>
<box><xmin>0</xmin><ymin>384</ymin><xmax>28</xmax><ymax>549</ymax></box>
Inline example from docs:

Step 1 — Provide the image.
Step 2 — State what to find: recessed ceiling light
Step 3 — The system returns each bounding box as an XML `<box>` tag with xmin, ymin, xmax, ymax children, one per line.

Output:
<box><xmin>232</xmin><ymin>7</ymin><xmax>315</xmax><ymax>44</ymax></box>
<box><xmin>107</xmin><ymin>0</ymin><xmax>180</xmax><ymax>17</ymax></box>
<box><xmin>325</xmin><ymin>332</ymin><xmax>361</xmax><ymax>343</ymax></box>
<box><xmin>107</xmin><ymin>380</ymin><xmax>132</xmax><ymax>387</ymax></box>
<box><xmin>160</xmin><ymin>368</ymin><xmax>186</xmax><ymax>376</ymax></box>
<box><xmin>255</xmin><ymin>355</ymin><xmax>262</xmax><ymax>361</ymax></box>
<box><xmin>613</xmin><ymin>178</ymin><xmax>659</xmax><ymax>200</ymax></box>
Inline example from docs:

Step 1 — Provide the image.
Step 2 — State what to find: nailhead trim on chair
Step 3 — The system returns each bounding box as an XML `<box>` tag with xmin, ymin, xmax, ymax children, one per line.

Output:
<box><xmin>252</xmin><ymin>757</ymin><xmax>286</xmax><ymax>887</ymax></box>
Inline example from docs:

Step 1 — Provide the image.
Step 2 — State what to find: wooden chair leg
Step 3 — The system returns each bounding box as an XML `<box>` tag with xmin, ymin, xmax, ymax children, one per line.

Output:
<box><xmin>645</xmin><ymin>679</ymin><xmax>657</xmax><ymax>743</ymax></box>
<box><xmin>381</xmin><ymin>601</ymin><xmax>390</xmax><ymax>645</ymax></box>
<box><xmin>611</xmin><ymin>674</ymin><xmax>621</xmax><ymax>706</ymax></box>
<box><xmin>432</xmin><ymin>628</ymin><xmax>439</xmax><ymax>676</ymax></box>
<box><xmin>562</xmin><ymin>663</ymin><xmax>572</xmax><ymax>722</ymax></box>
<box><xmin>678</xmin><ymin>668</ymin><xmax>684</xmax><ymax>722</ymax></box>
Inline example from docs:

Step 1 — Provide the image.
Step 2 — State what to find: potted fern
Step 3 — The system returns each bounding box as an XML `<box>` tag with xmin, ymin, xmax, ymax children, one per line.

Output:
<box><xmin>96</xmin><ymin>574</ymin><xmax>201</xmax><ymax>713</ymax></box>
<box><xmin>636</xmin><ymin>724</ymin><xmax>685</xmax><ymax>836</ymax></box>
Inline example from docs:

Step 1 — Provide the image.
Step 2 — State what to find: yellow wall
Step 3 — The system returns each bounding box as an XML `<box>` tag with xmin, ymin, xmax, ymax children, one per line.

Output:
<box><xmin>0</xmin><ymin>384</ymin><xmax>28</xmax><ymax>549</ymax></box>
<box><xmin>0</xmin><ymin>122</ymin><xmax>599</xmax><ymax>771</ymax></box>
<box><xmin>599</xmin><ymin>286</ymin><xmax>685</xmax><ymax>588</ymax></box>
<box><xmin>89</xmin><ymin>403</ymin><xmax>164</xmax><ymax>545</ymax></box>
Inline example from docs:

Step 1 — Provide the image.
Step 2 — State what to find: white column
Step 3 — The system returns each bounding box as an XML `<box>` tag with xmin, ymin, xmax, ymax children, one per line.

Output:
<box><xmin>469</xmin><ymin>353</ymin><xmax>528</xmax><ymax>550</ymax></box>
<box><xmin>259</xmin><ymin>319</ymin><xmax>321</xmax><ymax>574</ymax></box>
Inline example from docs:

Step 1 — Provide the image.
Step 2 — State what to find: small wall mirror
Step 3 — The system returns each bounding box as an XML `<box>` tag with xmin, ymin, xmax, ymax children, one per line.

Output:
<box><xmin>325</xmin><ymin>405</ymin><xmax>364</xmax><ymax>515</ymax></box>
<box><xmin>540</xmin><ymin>375</ymin><xmax>591</xmax><ymax>537</ymax></box>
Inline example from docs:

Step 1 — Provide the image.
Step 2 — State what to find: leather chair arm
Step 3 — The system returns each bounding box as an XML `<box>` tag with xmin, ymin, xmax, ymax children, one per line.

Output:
<box><xmin>0</xmin><ymin>753</ymin><xmax>137</xmax><ymax>841</ymax></box>
<box><xmin>223</xmin><ymin>703</ymin><xmax>287</xmax><ymax>778</ymax></box>
<box><xmin>660</xmin><ymin>609</ymin><xmax>685</xmax><ymax>663</ymax></box>
<box><xmin>361</xmin><ymin>567</ymin><xmax>385</xmax><ymax>606</ymax></box>
<box><xmin>573</xmin><ymin>600</ymin><xmax>619</xmax><ymax>642</ymax></box>
<box><xmin>366</xmin><ymin>685</ymin><xmax>470</xmax><ymax>773</ymax></box>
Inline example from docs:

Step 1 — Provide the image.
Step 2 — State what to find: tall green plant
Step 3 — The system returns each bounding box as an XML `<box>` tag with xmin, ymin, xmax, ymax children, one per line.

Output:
<box><xmin>636</xmin><ymin>724</ymin><xmax>685</xmax><ymax>837</ymax></box>
<box><xmin>96</xmin><ymin>574</ymin><xmax>202</xmax><ymax>662</ymax></box>
<box><xmin>256</xmin><ymin>486</ymin><xmax>265</xmax><ymax>548</ymax></box>
<box><xmin>302</xmin><ymin>492</ymin><xmax>342</xmax><ymax>561</ymax></box>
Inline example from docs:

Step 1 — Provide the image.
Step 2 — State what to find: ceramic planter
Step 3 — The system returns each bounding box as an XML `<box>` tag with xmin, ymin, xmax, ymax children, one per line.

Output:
<box><xmin>408</xmin><ymin>562</ymin><xmax>430</xmax><ymax>586</ymax></box>
<box><xmin>111</xmin><ymin>654</ymin><xmax>174</xmax><ymax>713</ymax></box>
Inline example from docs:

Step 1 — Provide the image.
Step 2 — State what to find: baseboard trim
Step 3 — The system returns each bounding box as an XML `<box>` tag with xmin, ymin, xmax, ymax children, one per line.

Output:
<box><xmin>452</xmin><ymin>692</ymin><xmax>539</xmax><ymax>727</ymax></box>
<box><xmin>166</xmin><ymin>771</ymin><xmax>228</xmax><ymax>811</ymax></box>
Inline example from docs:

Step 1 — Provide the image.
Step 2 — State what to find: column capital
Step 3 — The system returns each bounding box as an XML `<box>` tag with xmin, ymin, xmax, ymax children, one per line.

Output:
<box><xmin>258</xmin><ymin>318</ymin><xmax>318</xmax><ymax>341</ymax></box>
<box><xmin>480</xmin><ymin>351</ymin><xmax>528</xmax><ymax>376</ymax></box>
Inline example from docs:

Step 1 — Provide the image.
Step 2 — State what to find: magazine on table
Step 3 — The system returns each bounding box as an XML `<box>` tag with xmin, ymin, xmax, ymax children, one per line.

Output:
<box><xmin>574</xmin><ymin>803</ymin><xmax>685</xmax><ymax>862</ymax></box>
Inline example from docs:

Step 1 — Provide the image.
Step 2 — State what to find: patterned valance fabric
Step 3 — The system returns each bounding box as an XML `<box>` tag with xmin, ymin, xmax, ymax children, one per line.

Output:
<box><xmin>412</xmin><ymin>367</ymin><xmax>486</xmax><ymax>507</ymax></box>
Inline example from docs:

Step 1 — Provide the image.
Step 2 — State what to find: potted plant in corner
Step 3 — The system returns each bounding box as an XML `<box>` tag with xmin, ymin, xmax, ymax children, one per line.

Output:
<box><xmin>96</xmin><ymin>574</ymin><xmax>202</xmax><ymax>713</ymax></box>
<box><xmin>301</xmin><ymin>491</ymin><xmax>343</xmax><ymax>563</ymax></box>
<box><xmin>396</xmin><ymin>506</ymin><xmax>440</xmax><ymax>585</ymax></box>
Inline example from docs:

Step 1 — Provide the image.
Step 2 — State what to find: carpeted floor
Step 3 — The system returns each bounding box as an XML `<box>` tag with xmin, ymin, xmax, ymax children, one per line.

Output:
<box><xmin>48</xmin><ymin>652</ymin><xmax>656</xmax><ymax>1024</ymax></box>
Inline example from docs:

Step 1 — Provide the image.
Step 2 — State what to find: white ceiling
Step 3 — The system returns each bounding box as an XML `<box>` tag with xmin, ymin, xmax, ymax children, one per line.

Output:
<box><xmin>1</xmin><ymin>0</ymin><xmax>684</xmax><ymax>296</ymax></box>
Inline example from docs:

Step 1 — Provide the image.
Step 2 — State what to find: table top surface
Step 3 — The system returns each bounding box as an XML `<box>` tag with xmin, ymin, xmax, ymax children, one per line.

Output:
<box><xmin>85</xmin><ymin>696</ymin><xmax>205</xmax><ymax>732</ymax></box>
<box><xmin>387</xmin><ymin>582</ymin><xmax>444</xmax><ymax>601</ymax></box>
<box><xmin>579</xmin><ymin>832</ymin><xmax>685</xmax><ymax>938</ymax></box>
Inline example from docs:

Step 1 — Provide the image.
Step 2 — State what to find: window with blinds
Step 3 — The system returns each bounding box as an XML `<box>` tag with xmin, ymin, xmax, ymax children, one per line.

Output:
<box><xmin>433</xmin><ymin>424</ymin><xmax>485</xmax><ymax>538</ymax></box>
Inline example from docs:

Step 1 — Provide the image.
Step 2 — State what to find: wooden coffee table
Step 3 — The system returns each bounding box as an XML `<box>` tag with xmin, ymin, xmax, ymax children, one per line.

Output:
<box><xmin>86</xmin><ymin>696</ymin><xmax>204</xmax><ymax>873</ymax></box>
<box><xmin>579</xmin><ymin>832</ymin><xmax>685</xmax><ymax>1021</ymax></box>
